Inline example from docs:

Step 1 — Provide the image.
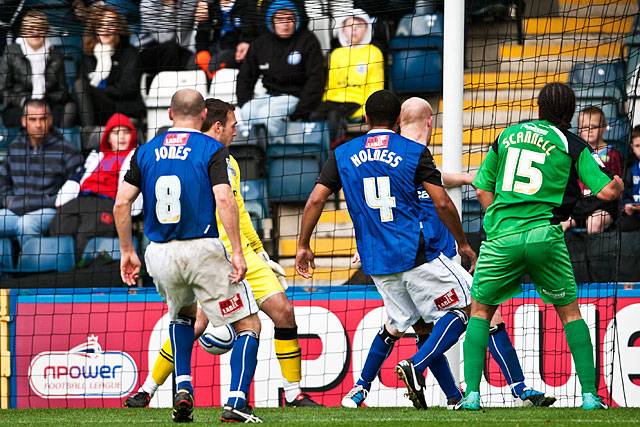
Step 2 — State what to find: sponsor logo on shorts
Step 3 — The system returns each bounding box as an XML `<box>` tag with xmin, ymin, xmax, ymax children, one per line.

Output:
<box><xmin>541</xmin><ymin>289</ymin><xmax>566</xmax><ymax>299</ymax></box>
<box><xmin>434</xmin><ymin>289</ymin><xmax>460</xmax><ymax>310</ymax></box>
<box><xmin>365</xmin><ymin>134</ymin><xmax>389</xmax><ymax>149</ymax></box>
<box><xmin>219</xmin><ymin>293</ymin><xmax>244</xmax><ymax>316</ymax></box>
<box><xmin>163</xmin><ymin>133</ymin><xmax>190</xmax><ymax>146</ymax></box>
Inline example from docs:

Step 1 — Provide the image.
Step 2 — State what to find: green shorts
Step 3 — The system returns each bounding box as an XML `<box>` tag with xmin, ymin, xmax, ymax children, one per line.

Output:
<box><xmin>471</xmin><ymin>224</ymin><xmax>577</xmax><ymax>306</ymax></box>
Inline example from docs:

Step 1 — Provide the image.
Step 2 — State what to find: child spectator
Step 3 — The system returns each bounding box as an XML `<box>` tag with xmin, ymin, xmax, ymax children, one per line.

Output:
<box><xmin>76</xmin><ymin>5</ymin><xmax>146</xmax><ymax>126</ymax></box>
<box><xmin>563</xmin><ymin>106</ymin><xmax>624</xmax><ymax>234</ymax></box>
<box><xmin>194</xmin><ymin>0</ymin><xmax>258</xmax><ymax>78</ymax></box>
<box><xmin>0</xmin><ymin>10</ymin><xmax>75</xmax><ymax>128</ymax></box>
<box><xmin>320</xmin><ymin>9</ymin><xmax>384</xmax><ymax>146</ymax></box>
<box><xmin>619</xmin><ymin>125</ymin><xmax>640</xmax><ymax>232</ymax></box>
<box><xmin>50</xmin><ymin>112</ymin><xmax>142</xmax><ymax>260</ymax></box>
<box><xmin>0</xmin><ymin>100</ymin><xmax>84</xmax><ymax>244</ymax></box>
<box><xmin>236</xmin><ymin>0</ymin><xmax>324</xmax><ymax>141</ymax></box>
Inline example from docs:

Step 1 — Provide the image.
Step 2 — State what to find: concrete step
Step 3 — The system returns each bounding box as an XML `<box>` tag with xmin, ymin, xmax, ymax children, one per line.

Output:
<box><xmin>464</xmin><ymin>89</ymin><xmax>539</xmax><ymax>102</ymax></box>
<box><xmin>499</xmin><ymin>57</ymin><xmax>576</xmax><ymax>74</ymax></box>
<box><xmin>279</xmin><ymin>237</ymin><xmax>356</xmax><ymax>258</ymax></box>
<box><xmin>462</xmin><ymin>107</ymin><xmax>537</xmax><ymax>128</ymax></box>
<box><xmin>500</xmin><ymin>40</ymin><xmax>623</xmax><ymax>62</ymax></box>
<box><xmin>280</xmin><ymin>257</ymin><xmax>357</xmax><ymax>286</ymax></box>
<box><xmin>431</xmin><ymin>127</ymin><xmax>505</xmax><ymax>146</ymax></box>
<box><xmin>465</xmin><ymin>71</ymin><xmax>569</xmax><ymax>91</ymax></box>
<box><xmin>557</xmin><ymin>0</ymin><xmax>637</xmax><ymax>18</ymax></box>
<box><xmin>523</xmin><ymin>17</ymin><xmax>633</xmax><ymax>35</ymax></box>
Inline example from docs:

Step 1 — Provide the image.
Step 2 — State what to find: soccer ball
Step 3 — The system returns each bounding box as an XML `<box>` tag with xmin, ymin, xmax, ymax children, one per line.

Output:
<box><xmin>198</xmin><ymin>323</ymin><xmax>236</xmax><ymax>355</ymax></box>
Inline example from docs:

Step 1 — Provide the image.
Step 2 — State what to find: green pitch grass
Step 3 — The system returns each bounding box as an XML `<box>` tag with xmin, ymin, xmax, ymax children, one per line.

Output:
<box><xmin>2</xmin><ymin>407</ymin><xmax>639</xmax><ymax>426</ymax></box>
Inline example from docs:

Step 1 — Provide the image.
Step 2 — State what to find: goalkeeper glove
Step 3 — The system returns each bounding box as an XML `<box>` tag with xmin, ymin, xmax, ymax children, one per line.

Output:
<box><xmin>257</xmin><ymin>251</ymin><xmax>288</xmax><ymax>290</ymax></box>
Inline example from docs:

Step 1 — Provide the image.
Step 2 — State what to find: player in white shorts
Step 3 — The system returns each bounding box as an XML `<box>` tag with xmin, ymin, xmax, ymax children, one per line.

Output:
<box><xmin>114</xmin><ymin>89</ymin><xmax>262</xmax><ymax>423</ymax></box>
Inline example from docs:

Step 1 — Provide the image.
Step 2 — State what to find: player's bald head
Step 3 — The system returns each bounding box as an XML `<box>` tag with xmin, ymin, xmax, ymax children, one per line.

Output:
<box><xmin>400</xmin><ymin>97</ymin><xmax>432</xmax><ymax>128</ymax></box>
<box><xmin>170</xmin><ymin>89</ymin><xmax>206</xmax><ymax>118</ymax></box>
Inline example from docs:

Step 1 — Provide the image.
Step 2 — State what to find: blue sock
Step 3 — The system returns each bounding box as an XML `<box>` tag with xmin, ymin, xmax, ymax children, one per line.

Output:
<box><xmin>356</xmin><ymin>326</ymin><xmax>398</xmax><ymax>391</ymax></box>
<box><xmin>226</xmin><ymin>331</ymin><xmax>259</xmax><ymax>409</ymax></box>
<box><xmin>169</xmin><ymin>316</ymin><xmax>196</xmax><ymax>394</ymax></box>
<box><xmin>411</xmin><ymin>311</ymin><xmax>467</xmax><ymax>375</ymax></box>
<box><xmin>416</xmin><ymin>334</ymin><xmax>462</xmax><ymax>401</ymax></box>
<box><xmin>488</xmin><ymin>323</ymin><xmax>526</xmax><ymax>398</ymax></box>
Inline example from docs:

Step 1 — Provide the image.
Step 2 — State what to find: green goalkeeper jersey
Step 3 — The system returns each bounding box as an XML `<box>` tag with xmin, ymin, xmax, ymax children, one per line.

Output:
<box><xmin>473</xmin><ymin>120</ymin><xmax>612</xmax><ymax>240</ymax></box>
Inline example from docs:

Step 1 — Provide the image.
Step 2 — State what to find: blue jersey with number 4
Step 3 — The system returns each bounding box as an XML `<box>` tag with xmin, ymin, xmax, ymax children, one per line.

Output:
<box><xmin>134</xmin><ymin>130</ymin><xmax>225</xmax><ymax>243</ymax></box>
<box><xmin>333</xmin><ymin>132</ymin><xmax>438</xmax><ymax>275</ymax></box>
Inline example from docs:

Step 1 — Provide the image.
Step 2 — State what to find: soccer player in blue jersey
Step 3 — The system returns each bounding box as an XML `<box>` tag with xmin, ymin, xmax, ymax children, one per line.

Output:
<box><xmin>114</xmin><ymin>89</ymin><xmax>263</xmax><ymax>423</ymax></box>
<box><xmin>296</xmin><ymin>90</ymin><xmax>477</xmax><ymax>410</ymax></box>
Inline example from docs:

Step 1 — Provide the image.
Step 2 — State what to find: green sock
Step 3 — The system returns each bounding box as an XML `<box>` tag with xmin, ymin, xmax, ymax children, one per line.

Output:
<box><xmin>564</xmin><ymin>319</ymin><xmax>597</xmax><ymax>395</ymax></box>
<box><xmin>463</xmin><ymin>316</ymin><xmax>490</xmax><ymax>394</ymax></box>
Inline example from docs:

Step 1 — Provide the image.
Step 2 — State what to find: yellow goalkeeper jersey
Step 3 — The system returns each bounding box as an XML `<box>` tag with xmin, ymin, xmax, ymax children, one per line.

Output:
<box><xmin>216</xmin><ymin>155</ymin><xmax>265</xmax><ymax>254</ymax></box>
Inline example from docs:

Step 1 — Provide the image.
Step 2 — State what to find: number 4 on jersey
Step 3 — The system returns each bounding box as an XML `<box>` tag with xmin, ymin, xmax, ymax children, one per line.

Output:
<box><xmin>502</xmin><ymin>147</ymin><xmax>546</xmax><ymax>195</ymax></box>
<box><xmin>364</xmin><ymin>176</ymin><xmax>396</xmax><ymax>222</ymax></box>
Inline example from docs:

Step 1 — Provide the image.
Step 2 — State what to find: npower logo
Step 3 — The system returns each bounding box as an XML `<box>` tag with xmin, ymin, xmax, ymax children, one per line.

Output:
<box><xmin>28</xmin><ymin>335</ymin><xmax>137</xmax><ymax>399</ymax></box>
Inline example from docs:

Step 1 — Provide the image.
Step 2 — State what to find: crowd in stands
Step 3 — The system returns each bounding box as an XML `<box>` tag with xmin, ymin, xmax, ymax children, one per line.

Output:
<box><xmin>0</xmin><ymin>0</ymin><xmax>638</xmax><ymax>278</ymax></box>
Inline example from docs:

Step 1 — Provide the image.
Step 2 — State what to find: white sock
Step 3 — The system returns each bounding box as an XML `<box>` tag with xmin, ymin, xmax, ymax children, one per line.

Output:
<box><xmin>140</xmin><ymin>375</ymin><xmax>160</xmax><ymax>397</ymax></box>
<box><xmin>283</xmin><ymin>380</ymin><xmax>301</xmax><ymax>403</ymax></box>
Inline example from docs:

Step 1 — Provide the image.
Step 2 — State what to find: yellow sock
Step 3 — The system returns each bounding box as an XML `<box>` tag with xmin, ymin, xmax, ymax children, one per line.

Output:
<box><xmin>151</xmin><ymin>338</ymin><xmax>175</xmax><ymax>386</ymax></box>
<box><xmin>274</xmin><ymin>327</ymin><xmax>302</xmax><ymax>383</ymax></box>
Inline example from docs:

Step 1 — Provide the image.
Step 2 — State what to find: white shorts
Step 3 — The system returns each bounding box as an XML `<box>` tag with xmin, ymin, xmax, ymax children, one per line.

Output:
<box><xmin>145</xmin><ymin>238</ymin><xmax>258</xmax><ymax>326</ymax></box>
<box><xmin>371</xmin><ymin>253</ymin><xmax>472</xmax><ymax>332</ymax></box>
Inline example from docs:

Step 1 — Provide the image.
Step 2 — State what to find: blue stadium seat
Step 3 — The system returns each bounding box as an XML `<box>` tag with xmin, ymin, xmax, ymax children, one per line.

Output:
<box><xmin>570</xmin><ymin>61</ymin><xmax>625</xmax><ymax>113</ymax></box>
<box><xmin>16</xmin><ymin>236</ymin><xmax>75</xmax><ymax>273</ymax></box>
<box><xmin>267</xmin><ymin>156</ymin><xmax>320</xmax><ymax>203</ymax></box>
<box><xmin>60</xmin><ymin>127</ymin><xmax>82</xmax><ymax>151</ymax></box>
<box><xmin>82</xmin><ymin>237</ymin><xmax>139</xmax><ymax>261</ymax></box>
<box><xmin>388</xmin><ymin>13</ymin><xmax>443</xmax><ymax>93</ymax></box>
<box><xmin>0</xmin><ymin>238</ymin><xmax>15</xmax><ymax>273</ymax></box>
<box><xmin>240</xmin><ymin>179</ymin><xmax>268</xmax><ymax>232</ymax></box>
<box><xmin>604</xmin><ymin>116</ymin><xmax>631</xmax><ymax>149</ymax></box>
<box><xmin>268</xmin><ymin>121</ymin><xmax>330</xmax><ymax>158</ymax></box>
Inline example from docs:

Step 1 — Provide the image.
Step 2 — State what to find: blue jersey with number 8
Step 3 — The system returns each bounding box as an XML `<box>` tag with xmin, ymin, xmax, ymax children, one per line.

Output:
<box><xmin>331</xmin><ymin>131</ymin><xmax>442</xmax><ymax>275</ymax></box>
<box><xmin>128</xmin><ymin>129</ymin><xmax>228</xmax><ymax>243</ymax></box>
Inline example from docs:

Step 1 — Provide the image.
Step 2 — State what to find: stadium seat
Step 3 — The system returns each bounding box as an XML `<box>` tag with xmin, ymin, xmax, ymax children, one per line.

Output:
<box><xmin>240</xmin><ymin>179</ymin><xmax>269</xmax><ymax>234</ymax></box>
<box><xmin>60</xmin><ymin>127</ymin><xmax>82</xmax><ymax>151</ymax></box>
<box><xmin>230</xmin><ymin>125</ymin><xmax>268</xmax><ymax>180</ymax></box>
<box><xmin>15</xmin><ymin>236</ymin><xmax>75</xmax><ymax>273</ymax></box>
<box><xmin>268</xmin><ymin>121</ymin><xmax>330</xmax><ymax>157</ymax></box>
<box><xmin>388</xmin><ymin>14</ymin><xmax>444</xmax><ymax>93</ymax></box>
<box><xmin>0</xmin><ymin>238</ymin><xmax>15</xmax><ymax>273</ymax></box>
<box><xmin>82</xmin><ymin>237</ymin><xmax>139</xmax><ymax>261</ymax></box>
<box><xmin>570</xmin><ymin>61</ymin><xmax>625</xmax><ymax>113</ymax></box>
<box><xmin>209</xmin><ymin>68</ymin><xmax>239</xmax><ymax>104</ymax></box>
<box><xmin>604</xmin><ymin>116</ymin><xmax>631</xmax><ymax>149</ymax></box>
<box><xmin>267</xmin><ymin>155</ymin><xmax>321</xmax><ymax>203</ymax></box>
<box><xmin>146</xmin><ymin>71</ymin><xmax>208</xmax><ymax>135</ymax></box>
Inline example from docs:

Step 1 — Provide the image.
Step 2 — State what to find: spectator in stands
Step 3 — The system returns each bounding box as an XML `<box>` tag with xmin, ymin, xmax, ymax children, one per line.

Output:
<box><xmin>320</xmin><ymin>9</ymin><xmax>384</xmax><ymax>147</ymax></box>
<box><xmin>50</xmin><ymin>112</ymin><xmax>142</xmax><ymax>260</ymax></box>
<box><xmin>0</xmin><ymin>99</ymin><xmax>84</xmax><ymax>243</ymax></box>
<box><xmin>76</xmin><ymin>4</ymin><xmax>146</xmax><ymax>126</ymax></box>
<box><xmin>563</xmin><ymin>106</ymin><xmax>624</xmax><ymax>234</ymax></box>
<box><xmin>138</xmin><ymin>0</ymin><xmax>206</xmax><ymax>81</ymax></box>
<box><xmin>236</xmin><ymin>0</ymin><xmax>324</xmax><ymax>141</ymax></box>
<box><xmin>619</xmin><ymin>125</ymin><xmax>640</xmax><ymax>232</ymax></box>
<box><xmin>0</xmin><ymin>10</ymin><xmax>76</xmax><ymax>128</ymax></box>
<box><xmin>194</xmin><ymin>0</ymin><xmax>258</xmax><ymax>79</ymax></box>
<box><xmin>256</xmin><ymin>0</ymin><xmax>307</xmax><ymax>35</ymax></box>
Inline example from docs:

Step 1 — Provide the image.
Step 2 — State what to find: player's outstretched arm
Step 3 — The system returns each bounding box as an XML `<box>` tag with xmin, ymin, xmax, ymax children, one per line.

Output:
<box><xmin>296</xmin><ymin>184</ymin><xmax>333</xmax><ymax>278</ymax></box>
<box><xmin>423</xmin><ymin>182</ymin><xmax>477</xmax><ymax>270</ymax></box>
<box><xmin>114</xmin><ymin>181</ymin><xmax>142</xmax><ymax>286</ymax></box>
<box><xmin>213</xmin><ymin>183</ymin><xmax>247</xmax><ymax>283</ymax></box>
<box><xmin>442</xmin><ymin>171</ymin><xmax>476</xmax><ymax>188</ymax></box>
<box><xmin>595</xmin><ymin>176</ymin><xmax>624</xmax><ymax>202</ymax></box>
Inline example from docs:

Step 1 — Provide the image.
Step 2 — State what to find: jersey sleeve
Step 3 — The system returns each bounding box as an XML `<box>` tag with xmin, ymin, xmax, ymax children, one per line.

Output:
<box><xmin>317</xmin><ymin>151</ymin><xmax>342</xmax><ymax>192</ymax></box>
<box><xmin>230</xmin><ymin>157</ymin><xmax>265</xmax><ymax>253</ymax></box>
<box><xmin>208</xmin><ymin>147</ymin><xmax>231</xmax><ymax>186</ymax></box>
<box><xmin>123</xmin><ymin>149</ymin><xmax>141</xmax><ymax>188</ymax></box>
<box><xmin>472</xmin><ymin>141</ymin><xmax>499</xmax><ymax>192</ymax></box>
<box><xmin>414</xmin><ymin>146</ymin><xmax>442</xmax><ymax>186</ymax></box>
<box><xmin>575</xmin><ymin>147</ymin><xmax>612</xmax><ymax>196</ymax></box>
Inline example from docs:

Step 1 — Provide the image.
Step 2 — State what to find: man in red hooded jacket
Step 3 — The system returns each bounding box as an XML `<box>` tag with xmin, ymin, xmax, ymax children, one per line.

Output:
<box><xmin>50</xmin><ymin>113</ymin><xmax>142</xmax><ymax>260</ymax></box>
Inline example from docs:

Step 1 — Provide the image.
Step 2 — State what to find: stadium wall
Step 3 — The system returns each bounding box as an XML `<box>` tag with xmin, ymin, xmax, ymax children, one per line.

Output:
<box><xmin>7</xmin><ymin>285</ymin><xmax>640</xmax><ymax>408</ymax></box>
